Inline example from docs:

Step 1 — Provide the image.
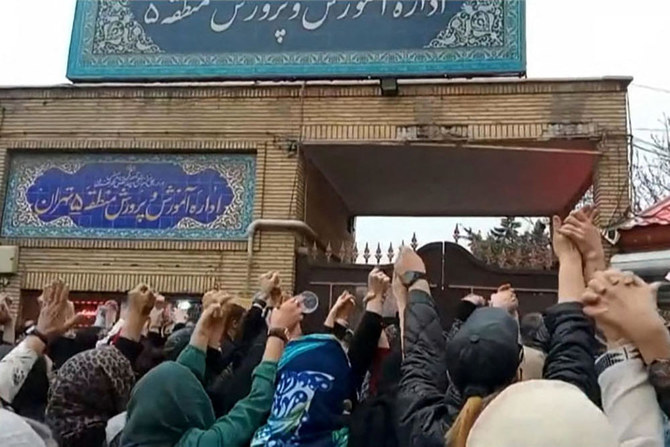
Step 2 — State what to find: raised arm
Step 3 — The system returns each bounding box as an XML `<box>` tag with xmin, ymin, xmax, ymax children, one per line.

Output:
<box><xmin>584</xmin><ymin>270</ymin><xmax>668</xmax><ymax>447</ymax></box>
<box><xmin>395</xmin><ymin>247</ymin><xmax>451</xmax><ymax>447</ymax></box>
<box><xmin>178</xmin><ymin>298</ymin><xmax>303</xmax><ymax>447</ymax></box>
<box><xmin>348</xmin><ymin>268</ymin><xmax>389</xmax><ymax>392</ymax></box>
<box><xmin>543</xmin><ymin>216</ymin><xmax>600</xmax><ymax>404</ymax></box>
<box><xmin>558</xmin><ymin>206</ymin><xmax>606</xmax><ymax>283</ymax></box>
<box><xmin>0</xmin><ymin>280</ymin><xmax>71</xmax><ymax>406</ymax></box>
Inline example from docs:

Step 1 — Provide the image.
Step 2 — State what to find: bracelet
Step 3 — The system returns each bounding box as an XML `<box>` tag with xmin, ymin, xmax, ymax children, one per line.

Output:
<box><xmin>595</xmin><ymin>344</ymin><xmax>642</xmax><ymax>376</ymax></box>
<box><xmin>267</xmin><ymin>327</ymin><xmax>289</xmax><ymax>344</ymax></box>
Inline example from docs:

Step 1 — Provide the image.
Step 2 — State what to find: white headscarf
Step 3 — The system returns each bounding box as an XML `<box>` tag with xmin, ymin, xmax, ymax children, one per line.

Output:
<box><xmin>0</xmin><ymin>408</ymin><xmax>57</xmax><ymax>447</ymax></box>
<box><xmin>467</xmin><ymin>380</ymin><xmax>618</xmax><ymax>447</ymax></box>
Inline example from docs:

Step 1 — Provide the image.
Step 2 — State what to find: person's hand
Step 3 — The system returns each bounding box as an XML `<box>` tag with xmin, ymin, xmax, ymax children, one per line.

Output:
<box><xmin>202</xmin><ymin>289</ymin><xmax>234</xmax><ymax>310</ymax></box>
<box><xmin>331</xmin><ymin>291</ymin><xmax>356</xmax><ymax>321</ymax></box>
<box><xmin>201</xmin><ymin>289</ymin><xmax>235</xmax><ymax>347</ymax></box>
<box><xmin>490</xmin><ymin>284</ymin><xmax>519</xmax><ymax>315</ymax></box>
<box><xmin>394</xmin><ymin>246</ymin><xmax>426</xmax><ymax>279</ymax></box>
<box><xmin>35</xmin><ymin>280</ymin><xmax>70</xmax><ymax>339</ymax></box>
<box><xmin>259</xmin><ymin>271</ymin><xmax>281</xmax><ymax>296</ymax></box>
<box><xmin>120</xmin><ymin>284</ymin><xmax>156</xmax><ymax>341</ymax></box>
<box><xmin>558</xmin><ymin>206</ymin><xmax>605</xmax><ymax>261</ymax></box>
<box><xmin>259</xmin><ymin>271</ymin><xmax>282</xmax><ymax>307</ymax></box>
<box><xmin>552</xmin><ymin>216</ymin><xmax>581</xmax><ymax>261</ymax></box>
<box><xmin>367</xmin><ymin>268</ymin><xmax>391</xmax><ymax>300</ymax></box>
<box><xmin>462</xmin><ymin>293</ymin><xmax>486</xmax><ymax>307</ymax></box>
<box><xmin>270</xmin><ymin>297</ymin><xmax>303</xmax><ymax>331</ymax></box>
<box><xmin>366</xmin><ymin>268</ymin><xmax>390</xmax><ymax>315</ymax></box>
<box><xmin>191</xmin><ymin>303</ymin><xmax>226</xmax><ymax>350</ymax></box>
<box><xmin>393</xmin><ymin>246</ymin><xmax>428</xmax><ymax>306</ymax></box>
<box><xmin>128</xmin><ymin>284</ymin><xmax>156</xmax><ymax>318</ymax></box>
<box><xmin>582</xmin><ymin>270</ymin><xmax>665</xmax><ymax>347</ymax></box>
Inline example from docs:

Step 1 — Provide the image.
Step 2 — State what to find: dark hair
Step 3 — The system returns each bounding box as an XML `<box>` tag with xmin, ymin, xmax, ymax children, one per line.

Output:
<box><xmin>520</xmin><ymin>312</ymin><xmax>544</xmax><ymax>347</ymax></box>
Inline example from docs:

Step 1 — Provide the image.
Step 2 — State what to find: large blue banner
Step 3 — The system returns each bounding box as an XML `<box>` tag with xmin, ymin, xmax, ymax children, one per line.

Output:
<box><xmin>2</xmin><ymin>154</ymin><xmax>256</xmax><ymax>240</ymax></box>
<box><xmin>67</xmin><ymin>0</ymin><xmax>525</xmax><ymax>80</ymax></box>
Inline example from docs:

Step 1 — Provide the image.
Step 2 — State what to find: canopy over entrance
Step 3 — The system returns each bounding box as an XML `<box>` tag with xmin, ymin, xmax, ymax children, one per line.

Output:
<box><xmin>304</xmin><ymin>140</ymin><xmax>598</xmax><ymax>216</ymax></box>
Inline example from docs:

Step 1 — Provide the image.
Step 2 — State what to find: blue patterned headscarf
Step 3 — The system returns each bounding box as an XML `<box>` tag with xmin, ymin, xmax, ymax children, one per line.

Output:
<box><xmin>251</xmin><ymin>334</ymin><xmax>352</xmax><ymax>447</ymax></box>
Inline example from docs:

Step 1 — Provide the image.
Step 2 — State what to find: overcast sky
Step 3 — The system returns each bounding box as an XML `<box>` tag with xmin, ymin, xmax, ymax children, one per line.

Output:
<box><xmin>1</xmin><ymin>0</ymin><xmax>669</xmax><ymax>251</ymax></box>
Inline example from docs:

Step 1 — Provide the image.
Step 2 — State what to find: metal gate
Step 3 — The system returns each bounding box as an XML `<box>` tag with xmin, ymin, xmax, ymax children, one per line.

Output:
<box><xmin>295</xmin><ymin>242</ymin><xmax>558</xmax><ymax>332</ymax></box>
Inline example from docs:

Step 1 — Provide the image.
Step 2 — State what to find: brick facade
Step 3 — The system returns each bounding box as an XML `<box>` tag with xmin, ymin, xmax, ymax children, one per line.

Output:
<box><xmin>0</xmin><ymin>78</ymin><xmax>630</xmax><ymax>320</ymax></box>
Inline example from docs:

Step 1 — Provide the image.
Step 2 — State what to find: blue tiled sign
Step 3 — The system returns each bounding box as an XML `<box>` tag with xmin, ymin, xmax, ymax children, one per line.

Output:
<box><xmin>2</xmin><ymin>154</ymin><xmax>256</xmax><ymax>240</ymax></box>
<box><xmin>67</xmin><ymin>0</ymin><xmax>525</xmax><ymax>81</ymax></box>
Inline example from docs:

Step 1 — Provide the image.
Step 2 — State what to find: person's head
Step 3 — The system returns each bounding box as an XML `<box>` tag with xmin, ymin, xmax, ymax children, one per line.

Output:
<box><xmin>0</xmin><ymin>408</ymin><xmax>58</xmax><ymax>447</ymax></box>
<box><xmin>445</xmin><ymin>307</ymin><xmax>522</xmax><ymax>447</ymax></box>
<box><xmin>122</xmin><ymin>359</ymin><xmax>216</xmax><ymax>447</ymax></box>
<box><xmin>104</xmin><ymin>300</ymin><xmax>119</xmax><ymax>328</ymax></box>
<box><xmin>163</xmin><ymin>327</ymin><xmax>193</xmax><ymax>361</ymax></box>
<box><xmin>446</xmin><ymin>307</ymin><xmax>521</xmax><ymax>398</ymax></box>
<box><xmin>252</xmin><ymin>334</ymin><xmax>352</xmax><ymax>446</ymax></box>
<box><xmin>520</xmin><ymin>312</ymin><xmax>544</xmax><ymax>346</ymax></box>
<box><xmin>459</xmin><ymin>380</ymin><xmax>618</xmax><ymax>447</ymax></box>
<box><xmin>46</xmin><ymin>346</ymin><xmax>135</xmax><ymax>447</ymax></box>
<box><xmin>224</xmin><ymin>303</ymin><xmax>246</xmax><ymax>342</ymax></box>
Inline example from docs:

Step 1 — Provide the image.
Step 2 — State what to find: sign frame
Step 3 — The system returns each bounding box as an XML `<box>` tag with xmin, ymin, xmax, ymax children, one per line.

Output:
<box><xmin>2</xmin><ymin>153</ymin><xmax>256</xmax><ymax>241</ymax></box>
<box><xmin>67</xmin><ymin>0</ymin><xmax>526</xmax><ymax>81</ymax></box>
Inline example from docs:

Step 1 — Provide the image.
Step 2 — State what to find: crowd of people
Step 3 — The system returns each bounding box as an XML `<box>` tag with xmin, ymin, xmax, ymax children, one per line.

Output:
<box><xmin>0</xmin><ymin>205</ymin><xmax>669</xmax><ymax>447</ymax></box>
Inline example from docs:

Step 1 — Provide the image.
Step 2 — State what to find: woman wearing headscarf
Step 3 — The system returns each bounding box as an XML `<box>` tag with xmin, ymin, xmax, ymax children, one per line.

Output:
<box><xmin>0</xmin><ymin>408</ymin><xmax>58</xmax><ymax>447</ymax></box>
<box><xmin>46</xmin><ymin>283</ymin><xmax>157</xmax><ymax>447</ymax></box>
<box><xmin>121</xmin><ymin>291</ymin><xmax>304</xmax><ymax>447</ymax></box>
<box><xmin>46</xmin><ymin>345</ymin><xmax>136</xmax><ymax>446</ymax></box>
<box><xmin>251</xmin><ymin>269</ymin><xmax>390</xmax><ymax>447</ymax></box>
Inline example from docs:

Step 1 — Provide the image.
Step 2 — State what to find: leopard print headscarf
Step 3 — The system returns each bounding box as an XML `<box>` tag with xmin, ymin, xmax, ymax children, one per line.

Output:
<box><xmin>46</xmin><ymin>346</ymin><xmax>135</xmax><ymax>446</ymax></box>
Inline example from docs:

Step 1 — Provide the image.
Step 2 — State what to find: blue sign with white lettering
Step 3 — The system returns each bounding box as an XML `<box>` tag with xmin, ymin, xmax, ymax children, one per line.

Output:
<box><xmin>67</xmin><ymin>0</ymin><xmax>525</xmax><ymax>81</ymax></box>
<box><xmin>2</xmin><ymin>154</ymin><xmax>256</xmax><ymax>240</ymax></box>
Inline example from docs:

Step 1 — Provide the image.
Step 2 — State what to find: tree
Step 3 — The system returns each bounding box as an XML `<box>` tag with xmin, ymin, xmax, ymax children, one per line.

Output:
<box><xmin>632</xmin><ymin>117</ymin><xmax>670</xmax><ymax>211</ymax></box>
<box><xmin>462</xmin><ymin>217</ymin><xmax>553</xmax><ymax>270</ymax></box>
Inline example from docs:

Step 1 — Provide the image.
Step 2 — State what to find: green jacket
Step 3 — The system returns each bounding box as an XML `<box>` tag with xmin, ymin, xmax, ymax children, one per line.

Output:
<box><xmin>122</xmin><ymin>344</ymin><xmax>277</xmax><ymax>447</ymax></box>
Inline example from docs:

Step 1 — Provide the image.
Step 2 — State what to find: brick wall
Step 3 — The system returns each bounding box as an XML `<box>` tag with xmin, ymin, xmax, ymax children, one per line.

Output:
<box><xmin>0</xmin><ymin>78</ymin><xmax>630</xmax><ymax>319</ymax></box>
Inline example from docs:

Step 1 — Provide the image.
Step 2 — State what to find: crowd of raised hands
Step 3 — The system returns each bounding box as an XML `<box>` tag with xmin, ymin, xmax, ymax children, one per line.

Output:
<box><xmin>0</xmin><ymin>205</ymin><xmax>669</xmax><ymax>447</ymax></box>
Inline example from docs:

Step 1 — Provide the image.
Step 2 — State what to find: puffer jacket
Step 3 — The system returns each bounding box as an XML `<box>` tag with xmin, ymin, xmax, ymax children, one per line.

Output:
<box><xmin>396</xmin><ymin>290</ymin><xmax>457</xmax><ymax>447</ymax></box>
<box><xmin>543</xmin><ymin>302</ymin><xmax>601</xmax><ymax>406</ymax></box>
<box><xmin>397</xmin><ymin>294</ymin><xmax>601</xmax><ymax>447</ymax></box>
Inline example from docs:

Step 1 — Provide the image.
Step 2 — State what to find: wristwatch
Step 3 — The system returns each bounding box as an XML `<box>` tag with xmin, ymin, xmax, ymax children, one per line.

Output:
<box><xmin>399</xmin><ymin>271</ymin><xmax>428</xmax><ymax>288</ymax></box>
<box><xmin>26</xmin><ymin>326</ymin><xmax>49</xmax><ymax>346</ymax></box>
<box><xmin>267</xmin><ymin>327</ymin><xmax>290</xmax><ymax>344</ymax></box>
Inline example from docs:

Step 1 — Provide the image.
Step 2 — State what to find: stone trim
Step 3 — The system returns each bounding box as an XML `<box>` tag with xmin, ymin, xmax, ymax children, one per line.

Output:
<box><xmin>0</xmin><ymin>78</ymin><xmax>631</xmax><ymax>100</ymax></box>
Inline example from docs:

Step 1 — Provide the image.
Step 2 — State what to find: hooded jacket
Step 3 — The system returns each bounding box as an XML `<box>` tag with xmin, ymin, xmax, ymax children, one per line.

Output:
<box><xmin>122</xmin><ymin>344</ymin><xmax>277</xmax><ymax>447</ymax></box>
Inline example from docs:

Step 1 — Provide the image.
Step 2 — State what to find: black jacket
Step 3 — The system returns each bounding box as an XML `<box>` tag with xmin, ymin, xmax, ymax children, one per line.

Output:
<box><xmin>397</xmin><ymin>295</ymin><xmax>600</xmax><ymax>447</ymax></box>
<box><xmin>396</xmin><ymin>290</ymin><xmax>455</xmax><ymax>447</ymax></box>
<box><xmin>543</xmin><ymin>302</ymin><xmax>601</xmax><ymax>406</ymax></box>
